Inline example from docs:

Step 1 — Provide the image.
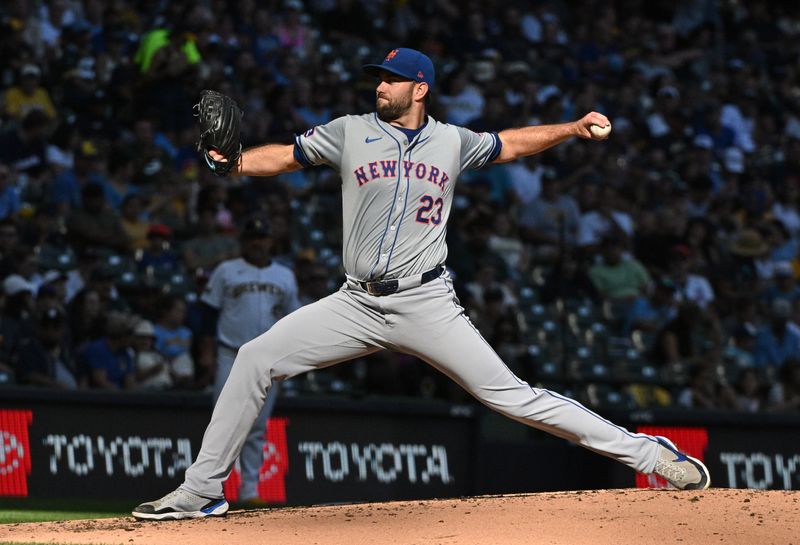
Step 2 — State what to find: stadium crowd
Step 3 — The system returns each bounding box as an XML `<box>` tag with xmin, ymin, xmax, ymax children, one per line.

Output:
<box><xmin>1</xmin><ymin>0</ymin><xmax>800</xmax><ymax>414</ymax></box>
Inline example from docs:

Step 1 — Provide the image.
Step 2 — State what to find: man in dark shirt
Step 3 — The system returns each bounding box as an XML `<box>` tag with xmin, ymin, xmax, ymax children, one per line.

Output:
<box><xmin>16</xmin><ymin>307</ymin><xmax>78</xmax><ymax>389</ymax></box>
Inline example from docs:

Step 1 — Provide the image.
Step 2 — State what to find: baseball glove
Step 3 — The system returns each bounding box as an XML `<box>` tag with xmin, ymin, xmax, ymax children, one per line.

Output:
<box><xmin>193</xmin><ymin>90</ymin><xmax>243</xmax><ymax>176</ymax></box>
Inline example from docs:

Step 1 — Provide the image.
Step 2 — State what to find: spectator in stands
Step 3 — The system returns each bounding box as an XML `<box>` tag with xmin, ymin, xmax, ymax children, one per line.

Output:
<box><xmin>79</xmin><ymin>311</ymin><xmax>136</xmax><ymax>390</ymax></box>
<box><xmin>103</xmin><ymin>146</ymin><xmax>139</xmax><ymax>211</ymax></box>
<box><xmin>677</xmin><ymin>360</ymin><xmax>737</xmax><ymax>410</ymax></box>
<box><xmin>578</xmin><ymin>184</ymin><xmax>634</xmax><ymax>250</ymax></box>
<box><xmin>3</xmin><ymin>64</ymin><xmax>56</xmax><ymax>120</ymax></box>
<box><xmin>119</xmin><ymin>194</ymin><xmax>151</xmax><ymax>251</ymax></box>
<box><xmin>66</xmin><ymin>182</ymin><xmax>129</xmax><ymax>254</ymax></box>
<box><xmin>624</xmin><ymin>276</ymin><xmax>677</xmax><ymax>335</ymax></box>
<box><xmin>772</xmin><ymin>180</ymin><xmax>800</xmax><ymax>238</ymax></box>
<box><xmin>518</xmin><ymin>172</ymin><xmax>580</xmax><ymax>262</ymax></box>
<box><xmin>649</xmin><ymin>302</ymin><xmax>703</xmax><ymax>367</ymax></box>
<box><xmin>275</xmin><ymin>0</ymin><xmax>314</xmax><ymax>58</ymax></box>
<box><xmin>753</xmin><ymin>298</ymin><xmax>800</xmax><ymax>370</ymax></box>
<box><xmin>715</xmin><ymin>228</ymin><xmax>769</xmax><ymax>302</ymax></box>
<box><xmin>132</xmin><ymin>319</ymin><xmax>173</xmax><ymax>391</ymax></box>
<box><xmin>0</xmin><ymin>219</ymin><xmax>20</xmax><ymax>279</ymax></box>
<box><xmin>760</xmin><ymin>261</ymin><xmax>800</xmax><ymax>307</ymax></box>
<box><xmin>51</xmin><ymin>140</ymin><xmax>108</xmax><ymax>215</ymax></box>
<box><xmin>681</xmin><ymin>215</ymin><xmax>720</xmax><ymax>271</ymax></box>
<box><xmin>137</xmin><ymin>223</ymin><xmax>181</xmax><ymax>273</ymax></box>
<box><xmin>35</xmin><ymin>272</ymin><xmax>68</xmax><ymax>315</ymax></box>
<box><xmin>669</xmin><ymin>245</ymin><xmax>715</xmax><ymax>310</ymax></box>
<box><xmin>766</xmin><ymin>357</ymin><xmax>800</xmax><ymax>412</ymax></box>
<box><xmin>3</xmin><ymin>274</ymin><xmax>37</xmax><ymax>334</ymax></box>
<box><xmin>763</xmin><ymin>219</ymin><xmax>797</xmax><ymax>264</ymax></box>
<box><xmin>125</xmin><ymin>118</ymin><xmax>177</xmax><ymax>182</ymax></box>
<box><xmin>448</xmin><ymin>213</ymin><xmax>510</xmax><ymax>285</ymax></box>
<box><xmin>439</xmin><ymin>69</ymin><xmax>485</xmax><ymax>126</ymax></box>
<box><xmin>488</xmin><ymin>213</ymin><xmax>527</xmax><ymax>278</ymax></box>
<box><xmin>16</xmin><ymin>307</ymin><xmax>78</xmax><ymax>389</ymax></box>
<box><xmin>0</xmin><ymin>109</ymin><xmax>51</xmax><ymax>183</ymax></box>
<box><xmin>733</xmin><ymin>368</ymin><xmax>764</xmax><ymax>413</ymax></box>
<box><xmin>0</xmin><ymin>165</ymin><xmax>21</xmax><ymax>221</ymax></box>
<box><xmin>723</xmin><ymin>324</ymin><xmax>758</xmax><ymax>370</ymax></box>
<box><xmin>634</xmin><ymin>206</ymin><xmax>687</xmax><ymax>274</ymax></box>
<box><xmin>67</xmin><ymin>287</ymin><xmax>105</xmax><ymax>347</ymax></box>
<box><xmin>153</xmin><ymin>294</ymin><xmax>194</xmax><ymax>388</ymax></box>
<box><xmin>182</xmin><ymin>206</ymin><xmax>238</xmax><ymax>273</ymax></box>
<box><xmin>539</xmin><ymin>250</ymin><xmax>599</xmax><ymax>304</ymax></box>
<box><xmin>588</xmin><ymin>237</ymin><xmax>651</xmax><ymax>304</ymax></box>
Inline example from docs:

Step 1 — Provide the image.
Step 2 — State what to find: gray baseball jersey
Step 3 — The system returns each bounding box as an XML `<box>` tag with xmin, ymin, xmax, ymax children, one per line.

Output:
<box><xmin>293</xmin><ymin>114</ymin><xmax>500</xmax><ymax>279</ymax></box>
<box><xmin>181</xmin><ymin>114</ymin><xmax>664</xmax><ymax>500</ymax></box>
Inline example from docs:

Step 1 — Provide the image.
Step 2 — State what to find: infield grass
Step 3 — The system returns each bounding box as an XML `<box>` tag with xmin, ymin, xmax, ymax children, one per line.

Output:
<box><xmin>0</xmin><ymin>510</ymin><xmax>124</xmax><ymax>523</ymax></box>
<box><xmin>0</xmin><ymin>498</ymin><xmax>130</xmax><ymax>524</ymax></box>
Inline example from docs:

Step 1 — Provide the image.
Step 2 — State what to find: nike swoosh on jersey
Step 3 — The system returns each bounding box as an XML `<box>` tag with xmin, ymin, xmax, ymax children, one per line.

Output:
<box><xmin>365</xmin><ymin>136</ymin><xmax>383</xmax><ymax>143</ymax></box>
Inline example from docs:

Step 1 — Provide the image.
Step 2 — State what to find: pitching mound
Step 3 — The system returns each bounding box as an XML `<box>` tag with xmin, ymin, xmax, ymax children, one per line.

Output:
<box><xmin>2</xmin><ymin>489</ymin><xmax>798</xmax><ymax>545</ymax></box>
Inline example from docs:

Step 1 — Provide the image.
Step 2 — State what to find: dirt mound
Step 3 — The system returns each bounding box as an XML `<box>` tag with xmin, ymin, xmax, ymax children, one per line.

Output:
<box><xmin>2</xmin><ymin>489</ymin><xmax>798</xmax><ymax>545</ymax></box>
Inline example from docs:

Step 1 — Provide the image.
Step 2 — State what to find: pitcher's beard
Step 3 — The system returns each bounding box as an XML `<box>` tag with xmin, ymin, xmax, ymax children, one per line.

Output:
<box><xmin>376</xmin><ymin>94</ymin><xmax>413</xmax><ymax>122</ymax></box>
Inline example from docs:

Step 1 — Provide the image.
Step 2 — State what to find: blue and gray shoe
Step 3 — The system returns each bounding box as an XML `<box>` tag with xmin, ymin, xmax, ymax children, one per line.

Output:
<box><xmin>132</xmin><ymin>488</ymin><xmax>229</xmax><ymax>521</ymax></box>
<box><xmin>652</xmin><ymin>436</ymin><xmax>711</xmax><ymax>490</ymax></box>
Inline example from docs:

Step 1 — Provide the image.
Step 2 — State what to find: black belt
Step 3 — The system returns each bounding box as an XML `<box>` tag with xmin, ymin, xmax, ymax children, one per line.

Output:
<box><xmin>358</xmin><ymin>265</ymin><xmax>444</xmax><ymax>296</ymax></box>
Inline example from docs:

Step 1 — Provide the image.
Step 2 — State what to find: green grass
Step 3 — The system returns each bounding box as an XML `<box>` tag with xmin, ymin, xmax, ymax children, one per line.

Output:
<box><xmin>0</xmin><ymin>498</ymin><xmax>130</xmax><ymax>525</ymax></box>
<box><xmin>0</xmin><ymin>510</ymin><xmax>125</xmax><ymax>524</ymax></box>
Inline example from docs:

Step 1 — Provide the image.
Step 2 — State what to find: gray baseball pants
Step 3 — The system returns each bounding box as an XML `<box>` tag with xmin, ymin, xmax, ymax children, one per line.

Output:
<box><xmin>183</xmin><ymin>272</ymin><xmax>661</xmax><ymax>498</ymax></box>
<box><xmin>212</xmin><ymin>345</ymin><xmax>280</xmax><ymax>502</ymax></box>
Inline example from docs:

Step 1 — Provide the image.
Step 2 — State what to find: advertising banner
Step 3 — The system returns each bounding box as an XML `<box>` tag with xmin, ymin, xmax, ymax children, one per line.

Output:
<box><xmin>0</xmin><ymin>398</ymin><xmax>474</xmax><ymax>505</ymax></box>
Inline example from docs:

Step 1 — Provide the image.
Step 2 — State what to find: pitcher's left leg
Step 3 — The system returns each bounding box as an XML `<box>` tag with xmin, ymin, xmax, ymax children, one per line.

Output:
<box><xmin>238</xmin><ymin>382</ymin><xmax>280</xmax><ymax>502</ymax></box>
<box><xmin>388</xmin><ymin>278</ymin><xmax>660</xmax><ymax>473</ymax></box>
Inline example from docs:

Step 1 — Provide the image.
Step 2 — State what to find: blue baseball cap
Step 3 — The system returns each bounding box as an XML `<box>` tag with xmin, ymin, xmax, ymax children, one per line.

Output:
<box><xmin>363</xmin><ymin>48</ymin><xmax>435</xmax><ymax>90</ymax></box>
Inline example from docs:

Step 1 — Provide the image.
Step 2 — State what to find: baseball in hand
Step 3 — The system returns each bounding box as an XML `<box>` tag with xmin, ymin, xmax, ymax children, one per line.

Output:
<box><xmin>589</xmin><ymin>123</ymin><xmax>612</xmax><ymax>139</ymax></box>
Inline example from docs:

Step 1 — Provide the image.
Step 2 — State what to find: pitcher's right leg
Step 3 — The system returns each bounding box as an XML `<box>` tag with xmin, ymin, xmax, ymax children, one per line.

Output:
<box><xmin>133</xmin><ymin>289</ymin><xmax>385</xmax><ymax>519</ymax></box>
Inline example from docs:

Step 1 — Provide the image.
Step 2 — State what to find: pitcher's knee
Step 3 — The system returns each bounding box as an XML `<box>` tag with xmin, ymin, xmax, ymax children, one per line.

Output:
<box><xmin>234</xmin><ymin>340</ymin><xmax>274</xmax><ymax>382</ymax></box>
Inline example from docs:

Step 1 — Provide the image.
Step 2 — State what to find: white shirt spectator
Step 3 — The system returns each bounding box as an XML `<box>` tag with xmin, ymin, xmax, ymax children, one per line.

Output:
<box><xmin>439</xmin><ymin>84</ymin><xmax>485</xmax><ymax>126</ymax></box>
<box><xmin>675</xmin><ymin>274</ymin><xmax>715</xmax><ymax>310</ymax></box>
<box><xmin>720</xmin><ymin>103</ymin><xmax>756</xmax><ymax>153</ymax></box>
<box><xmin>578</xmin><ymin>210</ymin><xmax>635</xmax><ymax>247</ymax></box>
<box><xmin>772</xmin><ymin>203</ymin><xmax>800</xmax><ymax>237</ymax></box>
<box><xmin>505</xmin><ymin>162</ymin><xmax>543</xmax><ymax>205</ymax></box>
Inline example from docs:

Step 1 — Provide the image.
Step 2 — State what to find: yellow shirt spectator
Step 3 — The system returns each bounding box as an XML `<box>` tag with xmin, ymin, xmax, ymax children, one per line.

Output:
<box><xmin>4</xmin><ymin>65</ymin><xmax>56</xmax><ymax>120</ymax></box>
<box><xmin>4</xmin><ymin>87</ymin><xmax>57</xmax><ymax>120</ymax></box>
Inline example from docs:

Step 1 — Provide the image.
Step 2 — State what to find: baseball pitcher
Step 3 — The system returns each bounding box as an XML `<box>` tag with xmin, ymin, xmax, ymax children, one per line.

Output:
<box><xmin>133</xmin><ymin>48</ymin><xmax>709</xmax><ymax>520</ymax></box>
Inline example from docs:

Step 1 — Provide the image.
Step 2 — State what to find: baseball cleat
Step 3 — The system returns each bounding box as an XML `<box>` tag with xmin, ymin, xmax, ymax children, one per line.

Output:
<box><xmin>652</xmin><ymin>436</ymin><xmax>711</xmax><ymax>490</ymax></box>
<box><xmin>132</xmin><ymin>488</ymin><xmax>229</xmax><ymax>521</ymax></box>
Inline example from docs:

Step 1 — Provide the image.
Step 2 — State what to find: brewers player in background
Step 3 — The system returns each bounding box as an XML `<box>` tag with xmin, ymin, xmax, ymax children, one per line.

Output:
<box><xmin>199</xmin><ymin>217</ymin><xmax>300</xmax><ymax>505</ymax></box>
<box><xmin>133</xmin><ymin>48</ymin><xmax>710</xmax><ymax>520</ymax></box>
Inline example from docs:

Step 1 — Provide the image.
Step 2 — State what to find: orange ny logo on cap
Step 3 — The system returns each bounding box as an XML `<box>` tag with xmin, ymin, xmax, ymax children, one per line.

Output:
<box><xmin>385</xmin><ymin>49</ymin><xmax>398</xmax><ymax>62</ymax></box>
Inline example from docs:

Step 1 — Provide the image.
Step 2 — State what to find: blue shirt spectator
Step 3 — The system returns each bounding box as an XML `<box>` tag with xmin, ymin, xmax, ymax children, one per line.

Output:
<box><xmin>154</xmin><ymin>324</ymin><xmax>193</xmax><ymax>361</ymax></box>
<box><xmin>51</xmin><ymin>147</ymin><xmax>108</xmax><ymax>212</ymax></box>
<box><xmin>760</xmin><ymin>265</ymin><xmax>800</xmax><ymax>307</ymax></box>
<box><xmin>79</xmin><ymin>337</ymin><xmax>134</xmax><ymax>389</ymax></box>
<box><xmin>0</xmin><ymin>184</ymin><xmax>20</xmax><ymax>220</ymax></box>
<box><xmin>153</xmin><ymin>295</ymin><xmax>193</xmax><ymax>361</ymax></box>
<box><xmin>624</xmin><ymin>279</ymin><xmax>677</xmax><ymax>335</ymax></box>
<box><xmin>753</xmin><ymin>300</ymin><xmax>800</xmax><ymax>368</ymax></box>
